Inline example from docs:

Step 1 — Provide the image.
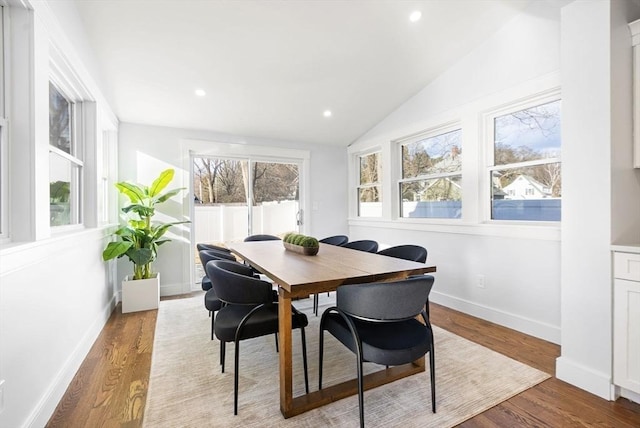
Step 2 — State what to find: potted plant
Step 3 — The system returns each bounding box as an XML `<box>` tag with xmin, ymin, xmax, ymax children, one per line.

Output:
<box><xmin>103</xmin><ymin>168</ymin><xmax>188</xmax><ymax>313</ymax></box>
<box><xmin>283</xmin><ymin>233</ymin><xmax>320</xmax><ymax>256</ymax></box>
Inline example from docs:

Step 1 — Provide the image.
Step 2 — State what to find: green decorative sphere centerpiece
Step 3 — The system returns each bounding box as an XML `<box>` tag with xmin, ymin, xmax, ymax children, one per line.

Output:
<box><xmin>283</xmin><ymin>233</ymin><xmax>320</xmax><ymax>256</ymax></box>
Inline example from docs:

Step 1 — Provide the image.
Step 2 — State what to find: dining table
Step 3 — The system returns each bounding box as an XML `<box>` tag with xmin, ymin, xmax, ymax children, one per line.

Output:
<box><xmin>227</xmin><ymin>240</ymin><xmax>437</xmax><ymax>418</ymax></box>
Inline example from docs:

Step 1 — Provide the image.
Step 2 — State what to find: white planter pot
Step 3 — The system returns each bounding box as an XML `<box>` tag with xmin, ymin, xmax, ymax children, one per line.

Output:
<box><xmin>122</xmin><ymin>273</ymin><xmax>160</xmax><ymax>313</ymax></box>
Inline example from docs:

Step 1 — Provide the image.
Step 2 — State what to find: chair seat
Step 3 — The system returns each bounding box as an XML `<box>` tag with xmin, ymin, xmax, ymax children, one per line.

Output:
<box><xmin>205</xmin><ymin>288</ymin><xmax>222</xmax><ymax>312</ymax></box>
<box><xmin>201</xmin><ymin>276</ymin><xmax>212</xmax><ymax>291</ymax></box>
<box><xmin>215</xmin><ymin>304</ymin><xmax>308</xmax><ymax>342</ymax></box>
<box><xmin>323</xmin><ymin>314</ymin><xmax>432</xmax><ymax>366</ymax></box>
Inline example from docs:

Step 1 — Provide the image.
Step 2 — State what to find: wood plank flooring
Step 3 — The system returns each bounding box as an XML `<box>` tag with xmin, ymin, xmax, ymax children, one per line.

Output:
<box><xmin>46</xmin><ymin>297</ymin><xmax>640</xmax><ymax>427</ymax></box>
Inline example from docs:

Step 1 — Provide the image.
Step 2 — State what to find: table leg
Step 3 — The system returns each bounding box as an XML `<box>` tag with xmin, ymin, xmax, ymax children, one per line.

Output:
<box><xmin>278</xmin><ymin>287</ymin><xmax>293</xmax><ymax>416</ymax></box>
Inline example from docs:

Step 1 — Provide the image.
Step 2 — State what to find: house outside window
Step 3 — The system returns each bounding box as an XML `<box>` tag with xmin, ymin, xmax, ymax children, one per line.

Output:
<box><xmin>489</xmin><ymin>97</ymin><xmax>561</xmax><ymax>221</ymax></box>
<box><xmin>357</xmin><ymin>151</ymin><xmax>381</xmax><ymax>217</ymax></box>
<box><xmin>49</xmin><ymin>81</ymin><xmax>83</xmax><ymax>227</ymax></box>
<box><xmin>399</xmin><ymin>128</ymin><xmax>462</xmax><ymax>219</ymax></box>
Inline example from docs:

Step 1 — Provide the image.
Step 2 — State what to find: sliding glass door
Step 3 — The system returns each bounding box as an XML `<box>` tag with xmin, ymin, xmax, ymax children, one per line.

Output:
<box><xmin>192</xmin><ymin>156</ymin><xmax>302</xmax><ymax>287</ymax></box>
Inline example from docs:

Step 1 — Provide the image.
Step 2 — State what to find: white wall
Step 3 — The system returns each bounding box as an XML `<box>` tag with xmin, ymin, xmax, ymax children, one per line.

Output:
<box><xmin>348</xmin><ymin>0</ymin><xmax>563</xmax><ymax>343</ymax></box>
<box><xmin>348</xmin><ymin>0</ymin><xmax>640</xmax><ymax>401</ymax></box>
<box><xmin>0</xmin><ymin>231</ymin><xmax>116</xmax><ymax>427</ymax></box>
<box><xmin>556</xmin><ymin>0</ymin><xmax>640</xmax><ymax>400</ymax></box>
<box><xmin>0</xmin><ymin>2</ymin><xmax>118</xmax><ymax>427</ymax></box>
<box><xmin>118</xmin><ymin>122</ymin><xmax>348</xmax><ymax>295</ymax></box>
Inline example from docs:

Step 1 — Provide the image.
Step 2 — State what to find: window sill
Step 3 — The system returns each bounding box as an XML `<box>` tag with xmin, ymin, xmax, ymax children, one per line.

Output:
<box><xmin>348</xmin><ymin>217</ymin><xmax>560</xmax><ymax>241</ymax></box>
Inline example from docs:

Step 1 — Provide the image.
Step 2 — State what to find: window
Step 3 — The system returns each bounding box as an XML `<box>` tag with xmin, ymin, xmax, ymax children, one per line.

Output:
<box><xmin>357</xmin><ymin>151</ymin><xmax>381</xmax><ymax>217</ymax></box>
<box><xmin>399</xmin><ymin>128</ymin><xmax>462</xmax><ymax>218</ymax></box>
<box><xmin>49</xmin><ymin>81</ymin><xmax>83</xmax><ymax>227</ymax></box>
<box><xmin>489</xmin><ymin>98</ymin><xmax>561</xmax><ymax>221</ymax></box>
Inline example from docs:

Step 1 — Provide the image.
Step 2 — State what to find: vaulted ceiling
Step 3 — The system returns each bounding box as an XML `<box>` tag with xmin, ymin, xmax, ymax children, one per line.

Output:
<box><xmin>74</xmin><ymin>0</ymin><xmax>531</xmax><ymax>146</ymax></box>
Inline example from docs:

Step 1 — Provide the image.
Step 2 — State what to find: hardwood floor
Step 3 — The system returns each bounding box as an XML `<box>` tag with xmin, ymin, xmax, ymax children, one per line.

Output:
<box><xmin>46</xmin><ymin>304</ymin><xmax>157</xmax><ymax>428</ymax></box>
<box><xmin>47</xmin><ymin>298</ymin><xmax>640</xmax><ymax>427</ymax></box>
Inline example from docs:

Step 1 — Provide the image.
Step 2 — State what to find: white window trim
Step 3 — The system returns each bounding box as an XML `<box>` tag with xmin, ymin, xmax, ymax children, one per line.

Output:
<box><xmin>394</xmin><ymin>121</ymin><xmax>463</xmax><ymax>220</ymax></box>
<box><xmin>354</xmin><ymin>149</ymin><xmax>382</xmax><ymax>218</ymax></box>
<box><xmin>481</xmin><ymin>88</ymin><xmax>561</xmax><ymax>224</ymax></box>
<box><xmin>47</xmin><ymin>38</ymin><xmax>98</xmax><ymax>231</ymax></box>
<box><xmin>48</xmin><ymin>81</ymin><xmax>85</xmax><ymax>228</ymax></box>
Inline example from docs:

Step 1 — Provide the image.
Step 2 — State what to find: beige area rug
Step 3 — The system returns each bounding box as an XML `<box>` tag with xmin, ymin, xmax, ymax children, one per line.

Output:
<box><xmin>143</xmin><ymin>294</ymin><xmax>549</xmax><ymax>428</ymax></box>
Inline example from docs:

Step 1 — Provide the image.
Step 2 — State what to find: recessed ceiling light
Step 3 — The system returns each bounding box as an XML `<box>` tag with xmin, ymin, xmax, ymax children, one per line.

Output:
<box><xmin>323</xmin><ymin>110</ymin><xmax>332</xmax><ymax>118</ymax></box>
<box><xmin>195</xmin><ymin>89</ymin><xmax>206</xmax><ymax>97</ymax></box>
<box><xmin>409</xmin><ymin>11</ymin><xmax>422</xmax><ymax>22</ymax></box>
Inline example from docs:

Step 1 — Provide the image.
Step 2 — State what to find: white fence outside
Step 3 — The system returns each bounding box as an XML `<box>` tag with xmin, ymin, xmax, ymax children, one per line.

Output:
<box><xmin>194</xmin><ymin>200</ymin><xmax>299</xmax><ymax>245</ymax></box>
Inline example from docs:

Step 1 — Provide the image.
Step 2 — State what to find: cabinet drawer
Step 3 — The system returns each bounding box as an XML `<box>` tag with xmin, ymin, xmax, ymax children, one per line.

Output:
<box><xmin>614</xmin><ymin>252</ymin><xmax>640</xmax><ymax>281</ymax></box>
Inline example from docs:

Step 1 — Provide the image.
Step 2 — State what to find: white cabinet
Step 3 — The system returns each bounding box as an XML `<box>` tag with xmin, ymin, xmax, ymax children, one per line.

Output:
<box><xmin>613</xmin><ymin>250</ymin><xmax>640</xmax><ymax>400</ymax></box>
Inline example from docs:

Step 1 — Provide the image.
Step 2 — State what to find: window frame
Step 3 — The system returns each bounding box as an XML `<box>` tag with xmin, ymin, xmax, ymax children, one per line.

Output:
<box><xmin>395</xmin><ymin>122</ymin><xmax>463</xmax><ymax>220</ymax></box>
<box><xmin>356</xmin><ymin>150</ymin><xmax>382</xmax><ymax>218</ymax></box>
<box><xmin>48</xmin><ymin>79</ymin><xmax>85</xmax><ymax>228</ymax></box>
<box><xmin>483</xmin><ymin>89</ymin><xmax>562</xmax><ymax>223</ymax></box>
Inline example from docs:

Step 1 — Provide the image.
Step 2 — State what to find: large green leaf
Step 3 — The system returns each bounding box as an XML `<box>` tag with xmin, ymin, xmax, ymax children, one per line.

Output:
<box><xmin>149</xmin><ymin>169</ymin><xmax>174</xmax><ymax>197</ymax></box>
<box><xmin>116</xmin><ymin>182</ymin><xmax>146</xmax><ymax>203</ymax></box>
<box><xmin>154</xmin><ymin>188</ymin><xmax>184</xmax><ymax>204</ymax></box>
<box><xmin>102</xmin><ymin>241</ymin><xmax>133</xmax><ymax>261</ymax></box>
<box><xmin>152</xmin><ymin>220</ymin><xmax>189</xmax><ymax>239</ymax></box>
<box><xmin>123</xmin><ymin>204</ymin><xmax>155</xmax><ymax>218</ymax></box>
<box><xmin>127</xmin><ymin>248</ymin><xmax>154</xmax><ymax>266</ymax></box>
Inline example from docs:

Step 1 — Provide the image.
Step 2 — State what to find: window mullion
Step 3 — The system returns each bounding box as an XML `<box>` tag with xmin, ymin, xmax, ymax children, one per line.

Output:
<box><xmin>49</xmin><ymin>145</ymin><xmax>84</xmax><ymax>166</ymax></box>
<box><xmin>490</xmin><ymin>157</ymin><xmax>560</xmax><ymax>171</ymax></box>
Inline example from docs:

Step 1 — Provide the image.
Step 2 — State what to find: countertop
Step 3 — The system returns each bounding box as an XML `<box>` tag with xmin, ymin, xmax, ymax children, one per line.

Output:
<box><xmin>611</xmin><ymin>244</ymin><xmax>640</xmax><ymax>254</ymax></box>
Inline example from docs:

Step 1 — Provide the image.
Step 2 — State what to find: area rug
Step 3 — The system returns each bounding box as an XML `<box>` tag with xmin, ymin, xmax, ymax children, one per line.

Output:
<box><xmin>142</xmin><ymin>294</ymin><xmax>549</xmax><ymax>428</ymax></box>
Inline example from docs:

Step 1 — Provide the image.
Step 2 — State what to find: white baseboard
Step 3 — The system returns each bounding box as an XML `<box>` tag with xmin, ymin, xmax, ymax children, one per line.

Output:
<box><xmin>160</xmin><ymin>281</ymin><xmax>193</xmax><ymax>296</ymax></box>
<box><xmin>618</xmin><ymin>386</ymin><xmax>640</xmax><ymax>404</ymax></box>
<box><xmin>430</xmin><ymin>291</ymin><xmax>561</xmax><ymax>344</ymax></box>
<box><xmin>556</xmin><ymin>356</ymin><xmax>616</xmax><ymax>400</ymax></box>
<box><xmin>26</xmin><ymin>294</ymin><xmax>118</xmax><ymax>428</ymax></box>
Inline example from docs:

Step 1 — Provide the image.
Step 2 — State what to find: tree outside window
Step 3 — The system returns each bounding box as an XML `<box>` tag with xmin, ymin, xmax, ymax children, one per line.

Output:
<box><xmin>490</xmin><ymin>98</ymin><xmax>561</xmax><ymax>221</ymax></box>
<box><xmin>399</xmin><ymin>128</ymin><xmax>462</xmax><ymax>218</ymax></box>
<box><xmin>357</xmin><ymin>152</ymin><xmax>381</xmax><ymax>217</ymax></box>
<box><xmin>193</xmin><ymin>158</ymin><xmax>299</xmax><ymax>205</ymax></box>
<box><xmin>49</xmin><ymin>82</ymin><xmax>82</xmax><ymax>226</ymax></box>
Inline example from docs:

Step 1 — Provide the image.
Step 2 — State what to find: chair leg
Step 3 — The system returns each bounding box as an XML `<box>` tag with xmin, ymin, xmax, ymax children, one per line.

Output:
<box><xmin>220</xmin><ymin>341</ymin><xmax>226</xmax><ymax>372</ymax></box>
<box><xmin>211</xmin><ymin>311</ymin><xmax>215</xmax><ymax>340</ymax></box>
<box><xmin>274</xmin><ymin>332</ymin><xmax>279</xmax><ymax>352</ymax></box>
<box><xmin>430</xmin><ymin>347</ymin><xmax>436</xmax><ymax>413</ymax></box>
<box><xmin>300</xmin><ymin>328</ymin><xmax>309</xmax><ymax>394</ymax></box>
<box><xmin>357</xmin><ymin>352</ymin><xmax>364</xmax><ymax>428</ymax></box>
<box><xmin>234</xmin><ymin>340</ymin><xmax>240</xmax><ymax>415</ymax></box>
<box><xmin>318</xmin><ymin>328</ymin><xmax>324</xmax><ymax>390</ymax></box>
<box><xmin>313</xmin><ymin>294</ymin><xmax>318</xmax><ymax>316</ymax></box>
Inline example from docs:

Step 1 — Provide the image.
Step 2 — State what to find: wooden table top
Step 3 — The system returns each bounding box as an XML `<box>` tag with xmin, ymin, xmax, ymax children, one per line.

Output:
<box><xmin>228</xmin><ymin>241</ymin><xmax>436</xmax><ymax>297</ymax></box>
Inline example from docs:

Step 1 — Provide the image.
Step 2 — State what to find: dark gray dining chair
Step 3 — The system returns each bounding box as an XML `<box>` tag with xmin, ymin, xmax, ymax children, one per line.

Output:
<box><xmin>342</xmin><ymin>239</ymin><xmax>378</xmax><ymax>253</ymax></box>
<box><xmin>244</xmin><ymin>234</ymin><xmax>281</xmax><ymax>241</ymax></box>
<box><xmin>197</xmin><ymin>242</ymin><xmax>232</xmax><ymax>254</ymax></box>
<box><xmin>377</xmin><ymin>244</ymin><xmax>427</xmax><ymax>263</ymax></box>
<box><xmin>199</xmin><ymin>250</ymin><xmax>244</xmax><ymax>341</ymax></box>
<box><xmin>198</xmin><ymin>249</ymin><xmax>237</xmax><ymax>291</ymax></box>
<box><xmin>319</xmin><ymin>275</ymin><xmax>436</xmax><ymax>427</ymax></box>
<box><xmin>319</xmin><ymin>235</ymin><xmax>349</xmax><ymax>246</ymax></box>
<box><xmin>206</xmin><ymin>259</ymin><xmax>310</xmax><ymax>415</ymax></box>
